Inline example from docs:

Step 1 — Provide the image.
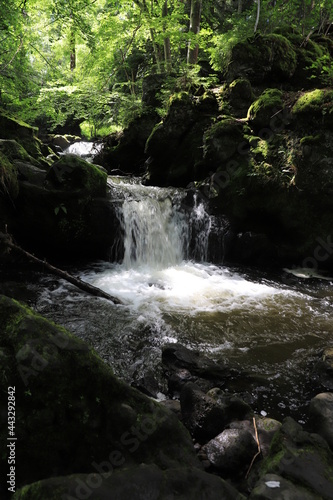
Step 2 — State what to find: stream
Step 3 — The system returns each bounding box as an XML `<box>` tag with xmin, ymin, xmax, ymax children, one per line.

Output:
<box><xmin>21</xmin><ymin>172</ymin><xmax>332</xmax><ymax>426</ymax></box>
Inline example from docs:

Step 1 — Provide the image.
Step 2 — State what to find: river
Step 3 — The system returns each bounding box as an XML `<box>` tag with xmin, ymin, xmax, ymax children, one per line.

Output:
<box><xmin>23</xmin><ymin>174</ymin><xmax>333</xmax><ymax>425</ymax></box>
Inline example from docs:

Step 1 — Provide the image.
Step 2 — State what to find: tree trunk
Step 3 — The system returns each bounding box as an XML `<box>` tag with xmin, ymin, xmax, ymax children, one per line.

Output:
<box><xmin>70</xmin><ymin>26</ymin><xmax>76</xmax><ymax>71</ymax></box>
<box><xmin>162</xmin><ymin>0</ymin><xmax>172</xmax><ymax>72</ymax></box>
<box><xmin>254</xmin><ymin>0</ymin><xmax>260</xmax><ymax>33</ymax></box>
<box><xmin>238</xmin><ymin>0</ymin><xmax>243</xmax><ymax>15</ymax></box>
<box><xmin>187</xmin><ymin>0</ymin><xmax>202</xmax><ymax>65</ymax></box>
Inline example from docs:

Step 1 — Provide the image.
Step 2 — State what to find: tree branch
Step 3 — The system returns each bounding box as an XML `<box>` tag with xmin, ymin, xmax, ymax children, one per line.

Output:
<box><xmin>0</xmin><ymin>233</ymin><xmax>123</xmax><ymax>305</ymax></box>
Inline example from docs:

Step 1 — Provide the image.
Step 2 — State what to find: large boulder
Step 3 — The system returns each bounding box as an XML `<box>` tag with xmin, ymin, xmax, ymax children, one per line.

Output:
<box><xmin>95</xmin><ymin>110</ymin><xmax>160</xmax><ymax>175</ymax></box>
<box><xmin>0</xmin><ymin>113</ymin><xmax>47</xmax><ymax>165</ymax></box>
<box><xmin>309</xmin><ymin>393</ymin><xmax>333</xmax><ymax>450</ymax></box>
<box><xmin>145</xmin><ymin>91</ymin><xmax>218</xmax><ymax>186</ymax></box>
<box><xmin>12</xmin><ymin>464</ymin><xmax>246</xmax><ymax>500</ymax></box>
<box><xmin>253</xmin><ymin>417</ymin><xmax>333</xmax><ymax>499</ymax></box>
<box><xmin>0</xmin><ymin>295</ymin><xmax>200</xmax><ymax>497</ymax></box>
<box><xmin>7</xmin><ymin>155</ymin><xmax>115</xmax><ymax>259</ymax></box>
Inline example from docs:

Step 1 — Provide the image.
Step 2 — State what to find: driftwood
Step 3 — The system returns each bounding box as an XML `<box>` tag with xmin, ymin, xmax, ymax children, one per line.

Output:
<box><xmin>0</xmin><ymin>232</ymin><xmax>123</xmax><ymax>305</ymax></box>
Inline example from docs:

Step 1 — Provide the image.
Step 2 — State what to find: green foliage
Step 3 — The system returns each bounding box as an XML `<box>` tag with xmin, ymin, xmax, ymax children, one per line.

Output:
<box><xmin>309</xmin><ymin>54</ymin><xmax>333</xmax><ymax>85</ymax></box>
<box><xmin>0</xmin><ymin>0</ymin><xmax>332</xmax><ymax>136</ymax></box>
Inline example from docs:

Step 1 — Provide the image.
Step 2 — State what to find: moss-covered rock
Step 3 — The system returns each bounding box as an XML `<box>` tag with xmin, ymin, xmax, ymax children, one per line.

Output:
<box><xmin>0</xmin><ymin>151</ymin><xmax>19</xmax><ymax>201</ymax></box>
<box><xmin>255</xmin><ymin>417</ymin><xmax>333</xmax><ymax>499</ymax></box>
<box><xmin>292</xmin><ymin>88</ymin><xmax>333</xmax><ymax>126</ymax></box>
<box><xmin>224</xmin><ymin>34</ymin><xmax>297</xmax><ymax>84</ymax></box>
<box><xmin>0</xmin><ymin>295</ymin><xmax>199</xmax><ymax>496</ymax></box>
<box><xmin>247</xmin><ymin>89</ymin><xmax>284</xmax><ymax>129</ymax></box>
<box><xmin>145</xmin><ymin>92</ymin><xmax>218</xmax><ymax>186</ymax></box>
<box><xmin>46</xmin><ymin>154</ymin><xmax>107</xmax><ymax>197</ymax></box>
<box><xmin>203</xmin><ymin>118</ymin><xmax>246</xmax><ymax>167</ymax></box>
<box><xmin>95</xmin><ymin>110</ymin><xmax>160</xmax><ymax>175</ymax></box>
<box><xmin>227</xmin><ymin>78</ymin><xmax>255</xmax><ymax>118</ymax></box>
<box><xmin>13</xmin><ymin>464</ymin><xmax>246</xmax><ymax>500</ymax></box>
<box><xmin>0</xmin><ymin>113</ymin><xmax>48</xmax><ymax>165</ymax></box>
<box><xmin>0</xmin><ymin>139</ymin><xmax>40</xmax><ymax>167</ymax></box>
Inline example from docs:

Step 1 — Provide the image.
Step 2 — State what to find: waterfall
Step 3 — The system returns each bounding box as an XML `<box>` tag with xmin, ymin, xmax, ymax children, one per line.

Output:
<box><xmin>108</xmin><ymin>177</ymin><xmax>221</xmax><ymax>267</ymax></box>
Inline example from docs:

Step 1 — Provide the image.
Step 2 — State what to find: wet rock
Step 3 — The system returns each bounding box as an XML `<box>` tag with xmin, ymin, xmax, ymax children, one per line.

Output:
<box><xmin>230</xmin><ymin>416</ymin><xmax>282</xmax><ymax>458</ymax></box>
<box><xmin>203</xmin><ymin>427</ymin><xmax>257</xmax><ymax>475</ymax></box>
<box><xmin>316</xmin><ymin>347</ymin><xmax>333</xmax><ymax>390</ymax></box>
<box><xmin>46</xmin><ymin>154</ymin><xmax>107</xmax><ymax>197</ymax></box>
<box><xmin>162</xmin><ymin>343</ymin><xmax>228</xmax><ymax>383</ymax></box>
<box><xmin>309</xmin><ymin>392</ymin><xmax>333</xmax><ymax>450</ymax></box>
<box><xmin>249</xmin><ymin>473</ymin><xmax>320</xmax><ymax>500</ymax></box>
<box><xmin>180</xmin><ymin>383</ymin><xmax>252</xmax><ymax>443</ymax></box>
<box><xmin>13</xmin><ymin>464</ymin><xmax>246</xmax><ymax>500</ymax></box>
<box><xmin>0</xmin><ymin>296</ymin><xmax>199</xmax><ymax>495</ymax></box>
<box><xmin>256</xmin><ymin>417</ymin><xmax>333</xmax><ymax>499</ymax></box>
<box><xmin>51</xmin><ymin>134</ymin><xmax>71</xmax><ymax>151</ymax></box>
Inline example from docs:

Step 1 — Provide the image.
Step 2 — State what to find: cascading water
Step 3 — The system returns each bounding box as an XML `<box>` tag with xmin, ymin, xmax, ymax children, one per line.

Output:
<box><xmin>33</xmin><ymin>173</ymin><xmax>333</xmax><ymax>423</ymax></box>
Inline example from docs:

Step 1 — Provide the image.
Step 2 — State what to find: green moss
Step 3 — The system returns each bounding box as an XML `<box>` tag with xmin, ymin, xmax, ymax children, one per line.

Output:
<box><xmin>0</xmin><ymin>151</ymin><xmax>19</xmax><ymax>199</ymax></box>
<box><xmin>169</xmin><ymin>91</ymin><xmax>192</xmax><ymax>107</ymax></box>
<box><xmin>266</xmin><ymin>33</ymin><xmax>297</xmax><ymax>78</ymax></box>
<box><xmin>293</xmin><ymin>89</ymin><xmax>333</xmax><ymax>124</ymax></box>
<box><xmin>46</xmin><ymin>155</ymin><xmax>107</xmax><ymax>196</ymax></box>
<box><xmin>300</xmin><ymin>135</ymin><xmax>322</xmax><ymax>145</ymax></box>
<box><xmin>247</xmin><ymin>89</ymin><xmax>283</xmax><ymax>128</ymax></box>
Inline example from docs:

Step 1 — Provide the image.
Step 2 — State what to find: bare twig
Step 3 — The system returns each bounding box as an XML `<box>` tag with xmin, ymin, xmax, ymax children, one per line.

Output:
<box><xmin>245</xmin><ymin>416</ymin><xmax>261</xmax><ymax>479</ymax></box>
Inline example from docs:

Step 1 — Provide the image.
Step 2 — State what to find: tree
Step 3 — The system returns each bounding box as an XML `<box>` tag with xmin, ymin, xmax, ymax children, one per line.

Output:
<box><xmin>187</xmin><ymin>0</ymin><xmax>202</xmax><ymax>65</ymax></box>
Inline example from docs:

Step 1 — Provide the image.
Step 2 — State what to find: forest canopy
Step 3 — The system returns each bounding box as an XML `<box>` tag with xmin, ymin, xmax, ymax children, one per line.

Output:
<box><xmin>0</xmin><ymin>0</ymin><xmax>332</xmax><ymax>138</ymax></box>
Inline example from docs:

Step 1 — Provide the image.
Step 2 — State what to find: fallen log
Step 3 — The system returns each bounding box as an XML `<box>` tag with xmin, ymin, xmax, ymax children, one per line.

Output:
<box><xmin>0</xmin><ymin>232</ymin><xmax>123</xmax><ymax>305</ymax></box>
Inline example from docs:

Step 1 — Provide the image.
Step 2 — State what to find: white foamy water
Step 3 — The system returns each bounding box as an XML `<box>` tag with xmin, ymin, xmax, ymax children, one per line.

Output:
<box><xmin>84</xmin><ymin>261</ymin><xmax>297</xmax><ymax>316</ymax></box>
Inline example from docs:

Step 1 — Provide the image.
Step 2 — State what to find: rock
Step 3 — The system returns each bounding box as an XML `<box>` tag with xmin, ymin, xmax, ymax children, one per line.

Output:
<box><xmin>52</xmin><ymin>134</ymin><xmax>71</xmax><ymax>150</ymax></box>
<box><xmin>315</xmin><ymin>347</ymin><xmax>333</xmax><ymax>390</ymax></box>
<box><xmin>145</xmin><ymin>92</ymin><xmax>218</xmax><ymax>186</ymax></box>
<box><xmin>249</xmin><ymin>473</ymin><xmax>320</xmax><ymax>500</ymax></box>
<box><xmin>227</xmin><ymin>78</ymin><xmax>255</xmax><ymax>118</ymax></box>
<box><xmin>247</xmin><ymin>89</ymin><xmax>284</xmax><ymax>130</ymax></box>
<box><xmin>142</xmin><ymin>73</ymin><xmax>168</xmax><ymax>107</ymax></box>
<box><xmin>0</xmin><ymin>151</ymin><xmax>19</xmax><ymax>200</ymax></box>
<box><xmin>180</xmin><ymin>383</ymin><xmax>252</xmax><ymax>443</ymax></box>
<box><xmin>162</xmin><ymin>343</ymin><xmax>228</xmax><ymax>382</ymax></box>
<box><xmin>203</xmin><ymin>427</ymin><xmax>258</xmax><ymax>475</ymax></box>
<box><xmin>12</xmin><ymin>181</ymin><xmax>119</xmax><ymax>258</ymax></box>
<box><xmin>0</xmin><ymin>113</ymin><xmax>45</xmax><ymax>162</ymax></box>
<box><xmin>222</xmin><ymin>34</ymin><xmax>297</xmax><ymax>84</ymax></box>
<box><xmin>13</xmin><ymin>464</ymin><xmax>246</xmax><ymax>500</ymax></box>
<box><xmin>95</xmin><ymin>110</ymin><xmax>160</xmax><ymax>175</ymax></box>
<box><xmin>14</xmin><ymin>161</ymin><xmax>46</xmax><ymax>187</ymax></box>
<box><xmin>256</xmin><ymin>417</ymin><xmax>333</xmax><ymax>499</ymax></box>
<box><xmin>292</xmin><ymin>88</ymin><xmax>333</xmax><ymax>127</ymax></box>
<box><xmin>0</xmin><ymin>295</ymin><xmax>199</xmax><ymax>495</ymax></box>
<box><xmin>203</xmin><ymin>118</ymin><xmax>246</xmax><ymax>167</ymax></box>
<box><xmin>230</xmin><ymin>417</ymin><xmax>282</xmax><ymax>458</ymax></box>
<box><xmin>46</xmin><ymin>154</ymin><xmax>107</xmax><ymax>197</ymax></box>
<box><xmin>309</xmin><ymin>393</ymin><xmax>333</xmax><ymax>450</ymax></box>
<box><xmin>0</xmin><ymin>139</ymin><xmax>40</xmax><ymax>167</ymax></box>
